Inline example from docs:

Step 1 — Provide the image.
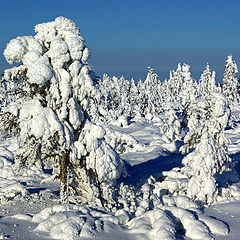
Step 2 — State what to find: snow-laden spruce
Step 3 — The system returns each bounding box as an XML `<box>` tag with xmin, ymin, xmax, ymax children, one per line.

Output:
<box><xmin>1</xmin><ymin>16</ymin><xmax>125</xmax><ymax>205</ymax></box>
<box><xmin>222</xmin><ymin>54</ymin><xmax>240</xmax><ymax>105</ymax></box>
<box><xmin>155</xmin><ymin>92</ymin><xmax>239</xmax><ymax>205</ymax></box>
<box><xmin>198</xmin><ymin>64</ymin><xmax>219</xmax><ymax>99</ymax></box>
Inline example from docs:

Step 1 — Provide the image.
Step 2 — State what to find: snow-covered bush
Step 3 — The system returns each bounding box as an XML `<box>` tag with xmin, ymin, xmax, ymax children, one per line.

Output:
<box><xmin>30</xmin><ymin>199</ymin><xmax>229</xmax><ymax>240</ymax></box>
<box><xmin>32</xmin><ymin>204</ymin><xmax>124</xmax><ymax>240</ymax></box>
<box><xmin>126</xmin><ymin>176</ymin><xmax>229</xmax><ymax>240</ymax></box>
<box><xmin>104</xmin><ymin>127</ymin><xmax>139</xmax><ymax>154</ymax></box>
<box><xmin>0</xmin><ymin>16</ymin><xmax>125</xmax><ymax>205</ymax></box>
<box><xmin>0</xmin><ymin>146</ymin><xmax>28</xmax><ymax>203</ymax></box>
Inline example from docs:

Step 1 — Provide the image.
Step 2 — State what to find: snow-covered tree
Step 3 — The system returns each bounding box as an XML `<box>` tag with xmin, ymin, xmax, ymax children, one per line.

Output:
<box><xmin>98</xmin><ymin>74</ymin><xmax>131</xmax><ymax>123</ymax></box>
<box><xmin>128</xmin><ymin>78</ymin><xmax>138</xmax><ymax>117</ymax></box>
<box><xmin>199</xmin><ymin>64</ymin><xmax>217</xmax><ymax>99</ymax></box>
<box><xmin>180</xmin><ymin>64</ymin><xmax>198</xmax><ymax>108</ymax></box>
<box><xmin>222</xmin><ymin>54</ymin><xmax>239</xmax><ymax>105</ymax></box>
<box><xmin>166</xmin><ymin>63</ymin><xmax>183</xmax><ymax>109</ymax></box>
<box><xmin>156</xmin><ymin>93</ymin><xmax>239</xmax><ymax>205</ymax></box>
<box><xmin>0</xmin><ymin>16</ymin><xmax>124</xmax><ymax>205</ymax></box>
<box><xmin>0</xmin><ymin>77</ymin><xmax>6</xmax><ymax>111</ymax></box>
<box><xmin>136</xmin><ymin>79</ymin><xmax>148</xmax><ymax>115</ymax></box>
<box><xmin>144</xmin><ymin>67</ymin><xmax>162</xmax><ymax>116</ymax></box>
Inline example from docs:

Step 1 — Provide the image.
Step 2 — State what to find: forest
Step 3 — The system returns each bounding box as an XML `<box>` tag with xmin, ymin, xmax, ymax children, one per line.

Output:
<box><xmin>0</xmin><ymin>16</ymin><xmax>240</xmax><ymax>240</ymax></box>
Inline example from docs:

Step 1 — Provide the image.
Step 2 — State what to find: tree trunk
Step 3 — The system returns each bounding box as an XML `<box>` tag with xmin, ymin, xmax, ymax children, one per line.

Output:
<box><xmin>58</xmin><ymin>152</ymin><xmax>69</xmax><ymax>203</ymax></box>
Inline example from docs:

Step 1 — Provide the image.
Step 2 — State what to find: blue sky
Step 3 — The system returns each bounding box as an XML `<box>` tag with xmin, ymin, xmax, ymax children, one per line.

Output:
<box><xmin>0</xmin><ymin>0</ymin><xmax>240</xmax><ymax>81</ymax></box>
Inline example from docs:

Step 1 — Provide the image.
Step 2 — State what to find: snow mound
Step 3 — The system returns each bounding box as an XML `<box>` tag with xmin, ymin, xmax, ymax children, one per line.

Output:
<box><xmin>0</xmin><ymin>146</ymin><xmax>28</xmax><ymax>203</ymax></box>
<box><xmin>127</xmin><ymin>208</ymin><xmax>176</xmax><ymax>240</ymax></box>
<box><xmin>104</xmin><ymin>126</ymin><xmax>140</xmax><ymax>154</ymax></box>
<box><xmin>32</xmin><ymin>204</ymin><xmax>123</xmax><ymax>240</ymax></box>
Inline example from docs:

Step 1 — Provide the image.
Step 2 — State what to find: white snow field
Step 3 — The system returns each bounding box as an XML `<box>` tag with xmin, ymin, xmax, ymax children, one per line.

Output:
<box><xmin>0</xmin><ymin>114</ymin><xmax>239</xmax><ymax>240</ymax></box>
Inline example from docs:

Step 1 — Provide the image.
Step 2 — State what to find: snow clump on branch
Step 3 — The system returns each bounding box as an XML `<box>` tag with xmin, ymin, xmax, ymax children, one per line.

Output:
<box><xmin>1</xmin><ymin>16</ymin><xmax>124</xmax><ymax>205</ymax></box>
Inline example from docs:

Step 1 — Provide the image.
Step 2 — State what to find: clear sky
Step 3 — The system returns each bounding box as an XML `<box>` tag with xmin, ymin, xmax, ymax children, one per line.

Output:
<box><xmin>0</xmin><ymin>0</ymin><xmax>240</xmax><ymax>81</ymax></box>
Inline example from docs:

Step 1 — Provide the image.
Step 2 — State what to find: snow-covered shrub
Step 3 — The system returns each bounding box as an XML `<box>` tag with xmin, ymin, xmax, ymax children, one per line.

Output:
<box><xmin>127</xmin><ymin>175</ymin><xmax>229</xmax><ymax>240</ymax></box>
<box><xmin>32</xmin><ymin>204</ymin><xmax>124</xmax><ymax>240</ymax></box>
<box><xmin>104</xmin><ymin>127</ymin><xmax>139</xmax><ymax>154</ymax></box>
<box><xmin>0</xmin><ymin>146</ymin><xmax>28</xmax><ymax>203</ymax></box>
<box><xmin>0</xmin><ymin>16</ymin><xmax>125</xmax><ymax>205</ymax></box>
<box><xmin>117</xmin><ymin>183</ymin><xmax>137</xmax><ymax>213</ymax></box>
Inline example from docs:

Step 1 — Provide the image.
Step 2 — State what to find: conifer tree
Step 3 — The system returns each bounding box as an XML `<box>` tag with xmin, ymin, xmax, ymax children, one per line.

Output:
<box><xmin>128</xmin><ymin>78</ymin><xmax>138</xmax><ymax>117</ymax></box>
<box><xmin>157</xmin><ymin>93</ymin><xmax>238</xmax><ymax>205</ymax></box>
<box><xmin>0</xmin><ymin>17</ymin><xmax>124</xmax><ymax>205</ymax></box>
<box><xmin>222</xmin><ymin>54</ymin><xmax>239</xmax><ymax>105</ymax></box>
<box><xmin>180</xmin><ymin>64</ymin><xmax>198</xmax><ymax>108</ymax></box>
<box><xmin>136</xmin><ymin>79</ymin><xmax>148</xmax><ymax>115</ymax></box>
<box><xmin>167</xmin><ymin>63</ymin><xmax>183</xmax><ymax>109</ymax></box>
<box><xmin>144</xmin><ymin>67</ymin><xmax>162</xmax><ymax>116</ymax></box>
<box><xmin>199</xmin><ymin>64</ymin><xmax>217</xmax><ymax>99</ymax></box>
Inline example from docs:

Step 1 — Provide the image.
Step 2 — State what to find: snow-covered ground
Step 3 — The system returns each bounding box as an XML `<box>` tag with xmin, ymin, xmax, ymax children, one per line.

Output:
<box><xmin>0</xmin><ymin>114</ymin><xmax>240</xmax><ymax>240</ymax></box>
<box><xmin>205</xmin><ymin>200</ymin><xmax>240</xmax><ymax>240</ymax></box>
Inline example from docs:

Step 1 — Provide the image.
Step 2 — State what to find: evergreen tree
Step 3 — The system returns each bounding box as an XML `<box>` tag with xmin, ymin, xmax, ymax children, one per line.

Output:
<box><xmin>0</xmin><ymin>17</ymin><xmax>124</xmax><ymax>205</ymax></box>
<box><xmin>167</xmin><ymin>63</ymin><xmax>183</xmax><ymax>109</ymax></box>
<box><xmin>199</xmin><ymin>64</ymin><xmax>217</xmax><ymax>99</ymax></box>
<box><xmin>136</xmin><ymin>79</ymin><xmax>148</xmax><ymax>115</ymax></box>
<box><xmin>180</xmin><ymin>64</ymin><xmax>198</xmax><ymax>109</ymax></box>
<box><xmin>157</xmin><ymin>93</ymin><xmax>238</xmax><ymax>205</ymax></box>
<box><xmin>222</xmin><ymin>54</ymin><xmax>239</xmax><ymax>105</ymax></box>
<box><xmin>128</xmin><ymin>78</ymin><xmax>138</xmax><ymax>117</ymax></box>
<box><xmin>144</xmin><ymin>67</ymin><xmax>162</xmax><ymax>116</ymax></box>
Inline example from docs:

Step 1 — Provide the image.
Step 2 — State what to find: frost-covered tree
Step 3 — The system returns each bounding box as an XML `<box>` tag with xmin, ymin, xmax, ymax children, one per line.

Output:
<box><xmin>161</xmin><ymin>109</ymin><xmax>182</xmax><ymax>142</ymax></box>
<box><xmin>180</xmin><ymin>64</ymin><xmax>198</xmax><ymax>108</ymax></box>
<box><xmin>0</xmin><ymin>78</ymin><xmax>6</xmax><ymax>111</ymax></box>
<box><xmin>166</xmin><ymin>63</ymin><xmax>183</xmax><ymax>109</ymax></box>
<box><xmin>199</xmin><ymin>64</ymin><xmax>217</xmax><ymax>99</ymax></box>
<box><xmin>160</xmin><ymin>79</ymin><xmax>172</xmax><ymax>110</ymax></box>
<box><xmin>0</xmin><ymin>16</ymin><xmax>124</xmax><ymax>205</ymax></box>
<box><xmin>136</xmin><ymin>79</ymin><xmax>148</xmax><ymax>115</ymax></box>
<box><xmin>128</xmin><ymin>78</ymin><xmax>138</xmax><ymax>117</ymax></box>
<box><xmin>222</xmin><ymin>54</ymin><xmax>239</xmax><ymax>105</ymax></box>
<box><xmin>144</xmin><ymin>67</ymin><xmax>162</xmax><ymax>116</ymax></box>
<box><xmin>156</xmin><ymin>93</ymin><xmax>239</xmax><ymax>205</ymax></box>
<box><xmin>98</xmin><ymin>74</ymin><xmax>131</xmax><ymax>123</ymax></box>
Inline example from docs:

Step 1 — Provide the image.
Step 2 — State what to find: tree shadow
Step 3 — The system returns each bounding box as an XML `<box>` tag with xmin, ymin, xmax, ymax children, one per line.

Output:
<box><xmin>120</xmin><ymin>152</ymin><xmax>185</xmax><ymax>187</ymax></box>
<box><xmin>230</xmin><ymin>151</ymin><xmax>240</xmax><ymax>176</ymax></box>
